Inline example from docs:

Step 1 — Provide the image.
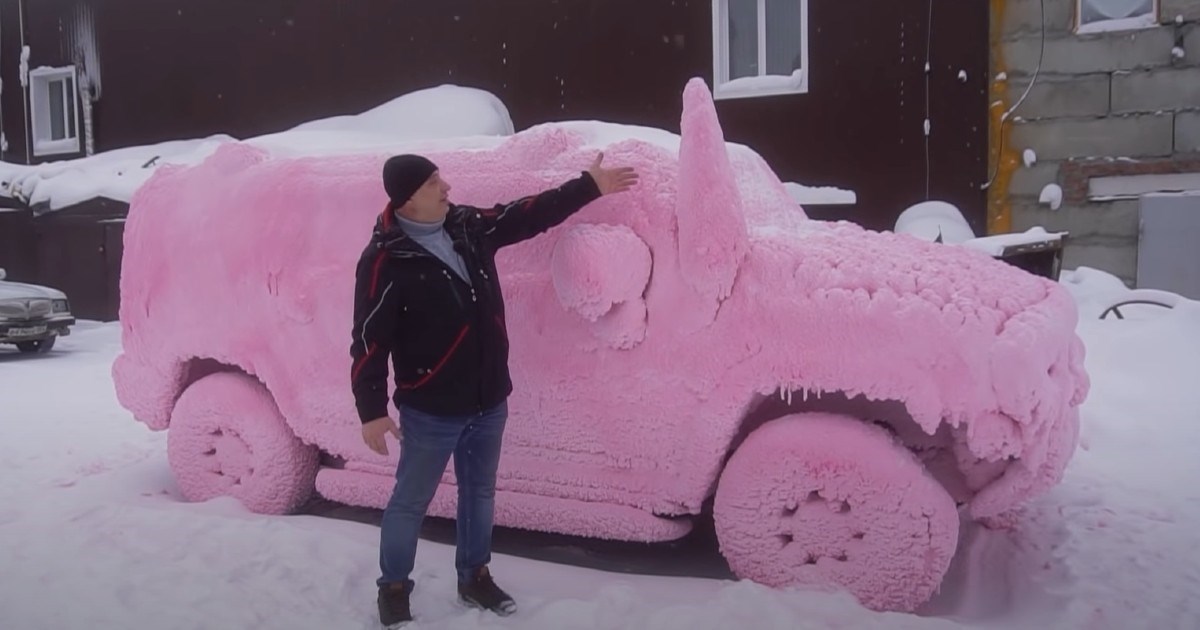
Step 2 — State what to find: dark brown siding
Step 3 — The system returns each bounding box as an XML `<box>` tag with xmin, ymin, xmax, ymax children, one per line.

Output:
<box><xmin>0</xmin><ymin>208</ymin><xmax>38</xmax><ymax>281</ymax></box>
<box><xmin>34</xmin><ymin>219</ymin><xmax>106</xmax><ymax>319</ymax></box>
<box><xmin>33</xmin><ymin>199</ymin><xmax>126</xmax><ymax>321</ymax></box>
<box><xmin>0</xmin><ymin>0</ymin><xmax>32</xmax><ymax>163</ymax></box>
<box><xmin>0</xmin><ymin>199</ymin><xmax>126</xmax><ymax>321</ymax></box>
<box><xmin>2</xmin><ymin>0</ymin><xmax>988</xmax><ymax>232</ymax></box>
<box><xmin>103</xmin><ymin>219</ymin><xmax>124</xmax><ymax>319</ymax></box>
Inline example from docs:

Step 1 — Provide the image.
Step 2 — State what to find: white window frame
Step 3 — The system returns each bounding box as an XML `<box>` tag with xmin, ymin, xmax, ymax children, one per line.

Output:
<box><xmin>711</xmin><ymin>0</ymin><xmax>809</xmax><ymax>100</ymax></box>
<box><xmin>29</xmin><ymin>65</ymin><xmax>81</xmax><ymax>157</ymax></box>
<box><xmin>1075</xmin><ymin>0</ymin><xmax>1159</xmax><ymax>34</ymax></box>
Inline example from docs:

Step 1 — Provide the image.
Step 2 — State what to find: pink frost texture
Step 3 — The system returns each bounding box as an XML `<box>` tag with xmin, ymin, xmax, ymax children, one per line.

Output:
<box><xmin>111</xmin><ymin>78</ymin><xmax>1088</xmax><ymax>613</ymax></box>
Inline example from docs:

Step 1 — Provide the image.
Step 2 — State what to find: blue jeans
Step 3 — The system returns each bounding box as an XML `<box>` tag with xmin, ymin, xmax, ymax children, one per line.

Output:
<box><xmin>377</xmin><ymin>400</ymin><xmax>508</xmax><ymax>588</ymax></box>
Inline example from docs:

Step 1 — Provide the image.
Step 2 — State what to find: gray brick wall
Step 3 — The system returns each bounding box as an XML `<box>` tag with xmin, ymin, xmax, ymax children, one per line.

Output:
<box><xmin>1057</xmin><ymin>241</ymin><xmax>1140</xmax><ymax>282</ymax></box>
<box><xmin>1012</xmin><ymin>114</ymin><xmax>1174</xmax><ymax>161</ymax></box>
<box><xmin>1003</xmin><ymin>0</ymin><xmax>1076</xmax><ymax>35</ymax></box>
<box><xmin>1000</xmin><ymin>0</ymin><xmax>1200</xmax><ymax>284</ymax></box>
<box><xmin>1178</xmin><ymin>112</ymin><xmax>1200</xmax><ymax>153</ymax></box>
<box><xmin>1111</xmin><ymin>67</ymin><xmax>1200</xmax><ymax>113</ymax></box>
<box><xmin>1003</xmin><ymin>28</ymin><xmax>1174</xmax><ymax>75</ymax></box>
<box><xmin>1186</xmin><ymin>24</ymin><xmax>1200</xmax><ymax>64</ymax></box>
<box><xmin>1162</xmin><ymin>0</ymin><xmax>1200</xmax><ymax>22</ymax></box>
<box><xmin>1010</xmin><ymin>161</ymin><xmax>1061</xmax><ymax>196</ymax></box>
<box><xmin>1010</xmin><ymin>200</ymin><xmax>1141</xmax><ymax>240</ymax></box>
<box><xmin>1006</xmin><ymin>74</ymin><xmax>1110</xmax><ymax>118</ymax></box>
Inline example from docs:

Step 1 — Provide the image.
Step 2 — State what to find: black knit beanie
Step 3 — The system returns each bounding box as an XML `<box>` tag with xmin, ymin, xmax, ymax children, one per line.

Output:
<box><xmin>382</xmin><ymin>154</ymin><xmax>438</xmax><ymax>206</ymax></box>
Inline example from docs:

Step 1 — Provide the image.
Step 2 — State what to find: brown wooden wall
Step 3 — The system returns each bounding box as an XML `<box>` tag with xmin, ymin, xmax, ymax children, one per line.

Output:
<box><xmin>0</xmin><ymin>200</ymin><xmax>126</xmax><ymax>321</ymax></box>
<box><xmin>0</xmin><ymin>209</ymin><xmax>38</xmax><ymax>282</ymax></box>
<box><xmin>1</xmin><ymin>0</ymin><xmax>988</xmax><ymax>233</ymax></box>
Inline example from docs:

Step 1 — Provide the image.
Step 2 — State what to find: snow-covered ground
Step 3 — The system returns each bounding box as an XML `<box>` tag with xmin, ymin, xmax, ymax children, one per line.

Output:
<box><xmin>1</xmin><ymin>267</ymin><xmax>1197</xmax><ymax>629</ymax></box>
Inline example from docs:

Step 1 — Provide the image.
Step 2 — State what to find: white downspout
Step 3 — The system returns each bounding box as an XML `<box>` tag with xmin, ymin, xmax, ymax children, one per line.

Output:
<box><xmin>18</xmin><ymin>0</ymin><xmax>30</xmax><ymax>163</ymax></box>
<box><xmin>0</xmin><ymin>6</ymin><xmax>5</xmax><ymax>158</ymax></box>
<box><xmin>73</xmin><ymin>4</ymin><xmax>100</xmax><ymax>157</ymax></box>
<box><xmin>80</xmin><ymin>79</ymin><xmax>94</xmax><ymax>156</ymax></box>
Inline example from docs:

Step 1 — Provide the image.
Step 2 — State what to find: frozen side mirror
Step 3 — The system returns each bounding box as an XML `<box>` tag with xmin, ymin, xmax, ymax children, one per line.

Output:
<box><xmin>551</xmin><ymin>223</ymin><xmax>652</xmax><ymax>349</ymax></box>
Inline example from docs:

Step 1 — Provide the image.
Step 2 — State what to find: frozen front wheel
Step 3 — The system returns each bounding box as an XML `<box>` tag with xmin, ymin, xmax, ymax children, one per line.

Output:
<box><xmin>167</xmin><ymin>372</ymin><xmax>318</xmax><ymax>514</ymax></box>
<box><xmin>713</xmin><ymin>413</ymin><xmax>959</xmax><ymax>612</ymax></box>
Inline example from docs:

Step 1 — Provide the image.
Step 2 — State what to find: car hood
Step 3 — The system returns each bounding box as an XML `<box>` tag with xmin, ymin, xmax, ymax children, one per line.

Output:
<box><xmin>0</xmin><ymin>281</ymin><xmax>67</xmax><ymax>301</ymax></box>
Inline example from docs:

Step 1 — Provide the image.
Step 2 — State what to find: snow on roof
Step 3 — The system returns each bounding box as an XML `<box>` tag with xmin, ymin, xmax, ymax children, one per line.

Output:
<box><xmin>961</xmin><ymin>226</ymin><xmax>1066</xmax><ymax>256</ymax></box>
<box><xmin>0</xmin><ymin>82</ymin><xmax>821</xmax><ymax>216</ymax></box>
<box><xmin>0</xmin><ymin>85</ymin><xmax>516</xmax><ymax>214</ymax></box>
<box><xmin>893</xmin><ymin>200</ymin><xmax>977</xmax><ymax>245</ymax></box>
<box><xmin>247</xmin><ymin>84</ymin><xmax>515</xmax><ymax>158</ymax></box>
<box><xmin>0</xmin><ymin>136</ymin><xmax>232</xmax><ymax>214</ymax></box>
<box><xmin>782</xmin><ymin>182</ymin><xmax>856</xmax><ymax>205</ymax></box>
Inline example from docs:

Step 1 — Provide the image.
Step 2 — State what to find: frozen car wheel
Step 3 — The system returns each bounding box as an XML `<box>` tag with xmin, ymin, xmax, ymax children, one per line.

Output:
<box><xmin>713</xmin><ymin>412</ymin><xmax>959</xmax><ymax>612</ymax></box>
<box><xmin>167</xmin><ymin>372</ymin><xmax>318</xmax><ymax>514</ymax></box>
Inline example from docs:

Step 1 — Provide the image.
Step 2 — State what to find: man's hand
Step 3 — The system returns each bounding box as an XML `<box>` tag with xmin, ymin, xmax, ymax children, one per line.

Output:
<box><xmin>362</xmin><ymin>416</ymin><xmax>401</xmax><ymax>455</ymax></box>
<box><xmin>588</xmin><ymin>152</ymin><xmax>639</xmax><ymax>195</ymax></box>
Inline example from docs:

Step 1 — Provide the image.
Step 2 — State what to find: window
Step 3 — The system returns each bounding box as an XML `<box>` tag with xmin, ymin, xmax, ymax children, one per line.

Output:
<box><xmin>1076</xmin><ymin>0</ymin><xmax>1159</xmax><ymax>34</ymax></box>
<box><xmin>712</xmin><ymin>0</ymin><xmax>808</xmax><ymax>99</ymax></box>
<box><xmin>29</xmin><ymin>66</ymin><xmax>81</xmax><ymax>156</ymax></box>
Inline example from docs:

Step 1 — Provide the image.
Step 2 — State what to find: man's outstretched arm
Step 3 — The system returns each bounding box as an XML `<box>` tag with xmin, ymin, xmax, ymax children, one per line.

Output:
<box><xmin>475</xmin><ymin>152</ymin><xmax>638</xmax><ymax>248</ymax></box>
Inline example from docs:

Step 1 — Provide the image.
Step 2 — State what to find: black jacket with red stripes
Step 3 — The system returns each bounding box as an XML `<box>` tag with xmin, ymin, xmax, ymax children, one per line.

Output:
<box><xmin>350</xmin><ymin>172</ymin><xmax>602</xmax><ymax>422</ymax></box>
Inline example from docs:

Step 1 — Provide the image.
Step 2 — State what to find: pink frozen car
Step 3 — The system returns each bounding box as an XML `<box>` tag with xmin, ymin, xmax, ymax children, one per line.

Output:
<box><xmin>112</xmin><ymin>79</ymin><xmax>1088</xmax><ymax>612</ymax></box>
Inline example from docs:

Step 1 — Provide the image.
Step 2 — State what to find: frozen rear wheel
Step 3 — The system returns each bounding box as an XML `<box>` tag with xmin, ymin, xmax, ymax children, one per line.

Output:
<box><xmin>167</xmin><ymin>372</ymin><xmax>318</xmax><ymax>514</ymax></box>
<box><xmin>714</xmin><ymin>412</ymin><xmax>959</xmax><ymax>612</ymax></box>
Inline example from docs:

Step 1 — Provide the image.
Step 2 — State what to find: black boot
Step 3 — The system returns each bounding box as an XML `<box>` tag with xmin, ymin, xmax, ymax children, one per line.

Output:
<box><xmin>458</xmin><ymin>566</ymin><xmax>517</xmax><ymax>616</ymax></box>
<box><xmin>377</xmin><ymin>583</ymin><xmax>413</xmax><ymax>628</ymax></box>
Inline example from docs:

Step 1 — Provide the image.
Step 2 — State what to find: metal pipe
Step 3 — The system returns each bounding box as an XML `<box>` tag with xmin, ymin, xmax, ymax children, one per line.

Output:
<box><xmin>19</xmin><ymin>0</ymin><xmax>30</xmax><ymax>164</ymax></box>
<box><xmin>0</xmin><ymin>1</ymin><xmax>4</xmax><ymax>159</ymax></box>
<box><xmin>81</xmin><ymin>82</ymin><xmax>94</xmax><ymax>156</ymax></box>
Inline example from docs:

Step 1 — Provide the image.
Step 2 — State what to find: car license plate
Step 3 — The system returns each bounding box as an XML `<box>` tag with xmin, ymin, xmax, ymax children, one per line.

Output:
<box><xmin>8</xmin><ymin>325</ymin><xmax>47</xmax><ymax>337</ymax></box>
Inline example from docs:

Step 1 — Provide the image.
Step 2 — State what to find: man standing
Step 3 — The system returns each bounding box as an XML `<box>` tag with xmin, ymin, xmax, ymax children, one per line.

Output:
<box><xmin>350</xmin><ymin>152</ymin><xmax>637</xmax><ymax>628</ymax></box>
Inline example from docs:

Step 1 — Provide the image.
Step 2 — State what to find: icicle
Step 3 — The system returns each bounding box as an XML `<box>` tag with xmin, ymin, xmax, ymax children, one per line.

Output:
<box><xmin>803</xmin><ymin>388</ymin><xmax>809</xmax><ymax>402</ymax></box>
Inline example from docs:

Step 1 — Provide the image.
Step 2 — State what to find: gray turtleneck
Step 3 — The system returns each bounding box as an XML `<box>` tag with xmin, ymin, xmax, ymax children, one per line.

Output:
<box><xmin>394</xmin><ymin>212</ymin><xmax>472</xmax><ymax>285</ymax></box>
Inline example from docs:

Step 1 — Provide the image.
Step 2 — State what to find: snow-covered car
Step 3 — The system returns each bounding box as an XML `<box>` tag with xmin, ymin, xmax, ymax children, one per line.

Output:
<box><xmin>112</xmin><ymin>79</ymin><xmax>1089</xmax><ymax>613</ymax></box>
<box><xmin>0</xmin><ymin>267</ymin><xmax>74</xmax><ymax>353</ymax></box>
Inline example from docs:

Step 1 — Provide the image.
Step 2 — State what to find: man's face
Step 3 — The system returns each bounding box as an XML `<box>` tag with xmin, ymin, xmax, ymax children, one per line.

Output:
<box><xmin>406</xmin><ymin>171</ymin><xmax>452</xmax><ymax>218</ymax></box>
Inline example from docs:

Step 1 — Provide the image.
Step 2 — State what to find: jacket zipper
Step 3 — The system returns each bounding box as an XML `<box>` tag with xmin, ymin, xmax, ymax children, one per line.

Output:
<box><xmin>451</xmin><ymin>233</ymin><xmax>489</xmax><ymax>413</ymax></box>
<box><xmin>387</xmin><ymin>225</ymin><xmax>487</xmax><ymax>410</ymax></box>
<box><xmin>400</xmin><ymin>324</ymin><xmax>471</xmax><ymax>390</ymax></box>
<box><xmin>392</xmin><ymin>243</ymin><xmax>475</xmax><ymax>303</ymax></box>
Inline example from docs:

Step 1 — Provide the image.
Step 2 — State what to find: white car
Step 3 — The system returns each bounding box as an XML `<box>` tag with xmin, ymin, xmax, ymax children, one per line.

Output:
<box><xmin>0</xmin><ymin>268</ymin><xmax>74</xmax><ymax>353</ymax></box>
